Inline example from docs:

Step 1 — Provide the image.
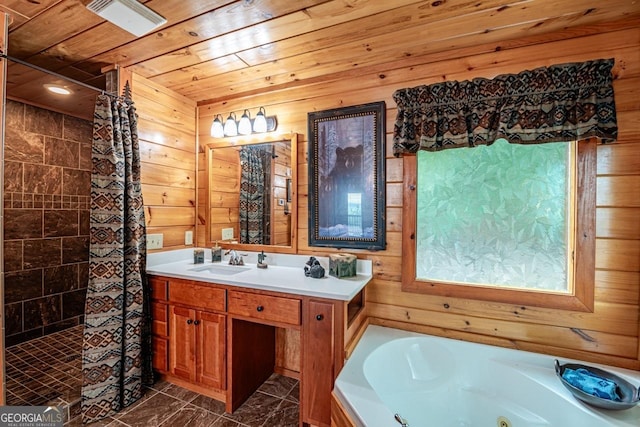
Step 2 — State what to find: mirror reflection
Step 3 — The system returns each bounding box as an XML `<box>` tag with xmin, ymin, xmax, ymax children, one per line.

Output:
<box><xmin>207</xmin><ymin>135</ymin><xmax>296</xmax><ymax>249</ymax></box>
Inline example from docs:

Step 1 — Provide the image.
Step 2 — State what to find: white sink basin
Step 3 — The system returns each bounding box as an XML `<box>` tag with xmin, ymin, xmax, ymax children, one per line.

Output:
<box><xmin>188</xmin><ymin>264</ymin><xmax>251</xmax><ymax>276</ymax></box>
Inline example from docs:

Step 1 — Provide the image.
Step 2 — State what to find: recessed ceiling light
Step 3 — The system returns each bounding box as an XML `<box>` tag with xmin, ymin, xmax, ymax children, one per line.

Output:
<box><xmin>44</xmin><ymin>84</ymin><xmax>72</xmax><ymax>95</ymax></box>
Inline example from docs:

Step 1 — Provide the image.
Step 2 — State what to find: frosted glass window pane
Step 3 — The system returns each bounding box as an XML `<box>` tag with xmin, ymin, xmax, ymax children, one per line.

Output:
<box><xmin>416</xmin><ymin>139</ymin><xmax>571</xmax><ymax>292</ymax></box>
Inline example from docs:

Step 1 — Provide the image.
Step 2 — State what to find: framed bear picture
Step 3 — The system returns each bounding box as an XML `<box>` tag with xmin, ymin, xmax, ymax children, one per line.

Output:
<box><xmin>307</xmin><ymin>101</ymin><xmax>386</xmax><ymax>250</ymax></box>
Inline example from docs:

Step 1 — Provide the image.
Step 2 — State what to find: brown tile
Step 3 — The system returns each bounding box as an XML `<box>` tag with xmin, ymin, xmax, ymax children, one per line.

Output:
<box><xmin>80</xmin><ymin>142</ymin><xmax>92</xmax><ymax>171</ymax></box>
<box><xmin>258</xmin><ymin>373</ymin><xmax>298</xmax><ymax>398</ymax></box>
<box><xmin>262</xmin><ymin>399</ymin><xmax>299</xmax><ymax>427</ymax></box>
<box><xmin>78</xmin><ymin>262</ymin><xmax>89</xmax><ymax>289</ymax></box>
<box><xmin>5</xmin><ymin>161</ymin><xmax>23</xmax><ymax>192</ymax></box>
<box><xmin>44</xmin><ymin>264</ymin><xmax>79</xmax><ymax>294</ymax></box>
<box><xmin>158</xmin><ymin>383</ymin><xmax>200</xmax><ymax>403</ymax></box>
<box><xmin>4</xmin><ymin>269</ymin><xmax>43</xmax><ymax>303</ymax></box>
<box><xmin>24</xmin><ymin>239</ymin><xmax>62</xmax><ymax>269</ymax></box>
<box><xmin>62</xmin><ymin>289</ymin><xmax>87</xmax><ymax>319</ymax></box>
<box><xmin>223</xmin><ymin>391</ymin><xmax>281</xmax><ymax>427</ymax></box>
<box><xmin>5</xmin><ymin>328</ymin><xmax>43</xmax><ymax>347</ymax></box>
<box><xmin>6</xmin><ymin>99</ymin><xmax>25</xmax><ymax>129</ymax></box>
<box><xmin>4</xmin><ymin>209</ymin><xmax>43</xmax><ymax>239</ymax></box>
<box><xmin>4</xmin><ymin>127</ymin><xmax>45</xmax><ymax>163</ymax></box>
<box><xmin>45</xmin><ymin>210</ymin><xmax>79</xmax><ymax>237</ymax></box>
<box><xmin>45</xmin><ymin>137</ymin><xmax>80</xmax><ymax>168</ymax></box>
<box><xmin>24</xmin><ymin>295</ymin><xmax>62</xmax><ymax>328</ymax></box>
<box><xmin>24</xmin><ymin>163</ymin><xmax>63</xmax><ymax>194</ymax></box>
<box><xmin>25</xmin><ymin>104</ymin><xmax>63</xmax><ymax>137</ymax></box>
<box><xmin>4</xmin><ymin>240</ymin><xmax>24</xmax><ymax>272</ymax></box>
<box><xmin>4</xmin><ymin>302</ymin><xmax>23</xmax><ymax>335</ymax></box>
<box><xmin>161</xmin><ymin>404</ymin><xmax>220</xmax><ymax>427</ymax></box>
<box><xmin>115</xmin><ymin>391</ymin><xmax>186</xmax><ymax>427</ymax></box>
<box><xmin>79</xmin><ymin>210</ymin><xmax>90</xmax><ymax>235</ymax></box>
<box><xmin>285</xmin><ymin>382</ymin><xmax>299</xmax><ymax>404</ymax></box>
<box><xmin>62</xmin><ymin>236</ymin><xmax>89</xmax><ymax>263</ymax></box>
<box><xmin>213</xmin><ymin>417</ymin><xmax>244</xmax><ymax>427</ymax></box>
<box><xmin>63</xmin><ymin>169</ymin><xmax>91</xmax><ymax>195</ymax></box>
<box><xmin>189</xmin><ymin>395</ymin><xmax>226</xmax><ymax>415</ymax></box>
<box><xmin>63</xmin><ymin>116</ymin><xmax>93</xmax><ymax>142</ymax></box>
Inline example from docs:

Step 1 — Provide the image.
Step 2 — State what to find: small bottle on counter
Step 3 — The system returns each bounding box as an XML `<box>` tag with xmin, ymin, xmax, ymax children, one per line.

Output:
<box><xmin>211</xmin><ymin>241</ymin><xmax>222</xmax><ymax>263</ymax></box>
<box><xmin>193</xmin><ymin>248</ymin><xmax>205</xmax><ymax>264</ymax></box>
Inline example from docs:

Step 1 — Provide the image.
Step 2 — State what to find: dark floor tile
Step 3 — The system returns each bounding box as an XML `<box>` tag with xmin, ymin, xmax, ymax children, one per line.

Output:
<box><xmin>160</xmin><ymin>404</ymin><xmax>220</xmax><ymax>427</ymax></box>
<box><xmin>285</xmin><ymin>382</ymin><xmax>299</xmax><ymax>403</ymax></box>
<box><xmin>257</xmin><ymin>373</ymin><xmax>298</xmax><ymax>399</ymax></box>
<box><xmin>189</xmin><ymin>394</ymin><xmax>227</xmax><ymax>416</ymax></box>
<box><xmin>159</xmin><ymin>383</ymin><xmax>200</xmax><ymax>403</ymax></box>
<box><xmin>115</xmin><ymin>390</ymin><xmax>185</xmax><ymax>427</ymax></box>
<box><xmin>262</xmin><ymin>399</ymin><xmax>299</xmax><ymax>427</ymax></box>
<box><xmin>213</xmin><ymin>417</ymin><xmax>244</xmax><ymax>427</ymax></box>
<box><xmin>223</xmin><ymin>391</ymin><xmax>281</xmax><ymax>427</ymax></box>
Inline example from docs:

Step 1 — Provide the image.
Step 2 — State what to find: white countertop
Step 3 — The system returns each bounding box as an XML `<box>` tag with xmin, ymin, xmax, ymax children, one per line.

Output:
<box><xmin>146</xmin><ymin>248</ymin><xmax>372</xmax><ymax>301</ymax></box>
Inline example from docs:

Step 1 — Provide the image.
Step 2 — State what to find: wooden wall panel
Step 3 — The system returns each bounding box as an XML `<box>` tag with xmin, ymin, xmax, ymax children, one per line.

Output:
<box><xmin>198</xmin><ymin>24</ymin><xmax>640</xmax><ymax>370</ymax></box>
<box><xmin>132</xmin><ymin>73</ymin><xmax>197</xmax><ymax>251</ymax></box>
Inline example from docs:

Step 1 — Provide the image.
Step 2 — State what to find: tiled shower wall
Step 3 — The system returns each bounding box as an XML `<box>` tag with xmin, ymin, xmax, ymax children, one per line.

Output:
<box><xmin>3</xmin><ymin>99</ymin><xmax>92</xmax><ymax>346</ymax></box>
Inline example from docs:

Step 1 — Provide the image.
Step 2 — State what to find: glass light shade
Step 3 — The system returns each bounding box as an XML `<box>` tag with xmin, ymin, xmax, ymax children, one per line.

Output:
<box><xmin>210</xmin><ymin>114</ymin><xmax>224</xmax><ymax>138</ymax></box>
<box><xmin>253</xmin><ymin>107</ymin><xmax>267</xmax><ymax>133</ymax></box>
<box><xmin>224</xmin><ymin>112</ymin><xmax>238</xmax><ymax>137</ymax></box>
<box><xmin>238</xmin><ymin>109</ymin><xmax>252</xmax><ymax>135</ymax></box>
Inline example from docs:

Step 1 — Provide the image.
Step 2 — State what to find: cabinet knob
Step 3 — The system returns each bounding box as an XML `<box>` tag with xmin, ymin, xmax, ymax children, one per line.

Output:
<box><xmin>194</xmin><ymin>320</ymin><xmax>200</xmax><ymax>326</ymax></box>
<box><xmin>256</xmin><ymin>305</ymin><xmax>264</xmax><ymax>312</ymax></box>
<box><xmin>316</xmin><ymin>314</ymin><xmax>324</xmax><ymax>321</ymax></box>
<box><xmin>186</xmin><ymin>319</ymin><xmax>193</xmax><ymax>325</ymax></box>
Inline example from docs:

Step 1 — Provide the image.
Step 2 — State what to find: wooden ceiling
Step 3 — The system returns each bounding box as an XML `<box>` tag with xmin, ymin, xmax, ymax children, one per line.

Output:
<box><xmin>2</xmin><ymin>0</ymin><xmax>639</xmax><ymax>120</ymax></box>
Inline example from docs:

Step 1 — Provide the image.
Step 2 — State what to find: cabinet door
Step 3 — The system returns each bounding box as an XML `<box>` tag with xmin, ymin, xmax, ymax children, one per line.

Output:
<box><xmin>196</xmin><ymin>311</ymin><xmax>226</xmax><ymax>390</ymax></box>
<box><xmin>170</xmin><ymin>305</ymin><xmax>196</xmax><ymax>381</ymax></box>
<box><xmin>302</xmin><ymin>300</ymin><xmax>336</xmax><ymax>427</ymax></box>
<box><xmin>152</xmin><ymin>337</ymin><xmax>169</xmax><ymax>373</ymax></box>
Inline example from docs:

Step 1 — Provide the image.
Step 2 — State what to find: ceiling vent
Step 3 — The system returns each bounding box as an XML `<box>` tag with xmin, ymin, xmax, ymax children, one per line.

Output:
<box><xmin>86</xmin><ymin>0</ymin><xmax>166</xmax><ymax>37</ymax></box>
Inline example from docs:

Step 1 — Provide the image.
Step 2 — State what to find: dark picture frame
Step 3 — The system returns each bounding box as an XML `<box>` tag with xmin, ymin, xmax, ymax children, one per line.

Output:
<box><xmin>308</xmin><ymin>101</ymin><xmax>386</xmax><ymax>250</ymax></box>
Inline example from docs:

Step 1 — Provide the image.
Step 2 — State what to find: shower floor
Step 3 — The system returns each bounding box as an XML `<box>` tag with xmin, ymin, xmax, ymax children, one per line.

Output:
<box><xmin>4</xmin><ymin>324</ymin><xmax>84</xmax><ymax>420</ymax></box>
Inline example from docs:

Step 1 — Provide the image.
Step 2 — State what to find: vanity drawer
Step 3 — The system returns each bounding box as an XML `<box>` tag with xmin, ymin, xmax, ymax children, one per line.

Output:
<box><xmin>228</xmin><ymin>290</ymin><xmax>301</xmax><ymax>326</ymax></box>
<box><xmin>169</xmin><ymin>280</ymin><xmax>226</xmax><ymax>312</ymax></box>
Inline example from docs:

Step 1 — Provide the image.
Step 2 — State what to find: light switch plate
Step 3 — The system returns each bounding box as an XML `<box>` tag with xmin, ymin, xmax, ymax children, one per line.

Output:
<box><xmin>147</xmin><ymin>233</ymin><xmax>163</xmax><ymax>249</ymax></box>
<box><xmin>185</xmin><ymin>230</ymin><xmax>193</xmax><ymax>245</ymax></box>
<box><xmin>221</xmin><ymin>228</ymin><xmax>234</xmax><ymax>240</ymax></box>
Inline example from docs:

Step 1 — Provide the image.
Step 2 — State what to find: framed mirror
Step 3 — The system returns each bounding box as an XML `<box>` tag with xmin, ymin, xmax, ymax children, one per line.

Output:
<box><xmin>205</xmin><ymin>133</ymin><xmax>298</xmax><ymax>254</ymax></box>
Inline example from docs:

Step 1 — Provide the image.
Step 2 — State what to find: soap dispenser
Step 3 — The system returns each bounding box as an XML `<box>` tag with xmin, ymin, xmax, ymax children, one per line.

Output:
<box><xmin>257</xmin><ymin>251</ymin><xmax>268</xmax><ymax>269</ymax></box>
<box><xmin>211</xmin><ymin>241</ymin><xmax>222</xmax><ymax>263</ymax></box>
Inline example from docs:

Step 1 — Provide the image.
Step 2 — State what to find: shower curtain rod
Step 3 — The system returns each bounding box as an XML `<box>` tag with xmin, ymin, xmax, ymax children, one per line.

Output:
<box><xmin>1</xmin><ymin>53</ymin><xmax>118</xmax><ymax>98</ymax></box>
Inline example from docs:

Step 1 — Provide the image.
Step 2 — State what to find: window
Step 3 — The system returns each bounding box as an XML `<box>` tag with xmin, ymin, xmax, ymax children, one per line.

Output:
<box><xmin>402</xmin><ymin>138</ymin><xmax>597</xmax><ymax>311</ymax></box>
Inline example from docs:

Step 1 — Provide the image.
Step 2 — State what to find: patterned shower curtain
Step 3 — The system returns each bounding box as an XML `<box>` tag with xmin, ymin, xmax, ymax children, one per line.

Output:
<box><xmin>81</xmin><ymin>94</ymin><xmax>152</xmax><ymax>422</ymax></box>
<box><xmin>239</xmin><ymin>146</ymin><xmax>269</xmax><ymax>244</ymax></box>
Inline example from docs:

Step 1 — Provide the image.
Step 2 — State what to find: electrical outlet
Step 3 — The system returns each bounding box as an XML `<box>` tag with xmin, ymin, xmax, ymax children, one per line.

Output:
<box><xmin>147</xmin><ymin>233</ymin><xmax>163</xmax><ymax>250</ymax></box>
<box><xmin>221</xmin><ymin>228</ymin><xmax>234</xmax><ymax>240</ymax></box>
<box><xmin>185</xmin><ymin>230</ymin><xmax>193</xmax><ymax>245</ymax></box>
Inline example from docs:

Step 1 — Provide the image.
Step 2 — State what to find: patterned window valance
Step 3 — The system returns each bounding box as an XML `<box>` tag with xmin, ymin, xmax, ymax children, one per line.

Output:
<box><xmin>392</xmin><ymin>59</ymin><xmax>617</xmax><ymax>155</ymax></box>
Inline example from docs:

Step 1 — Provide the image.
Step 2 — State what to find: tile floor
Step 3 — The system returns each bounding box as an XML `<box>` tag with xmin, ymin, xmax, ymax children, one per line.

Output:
<box><xmin>5</xmin><ymin>325</ymin><xmax>299</xmax><ymax>427</ymax></box>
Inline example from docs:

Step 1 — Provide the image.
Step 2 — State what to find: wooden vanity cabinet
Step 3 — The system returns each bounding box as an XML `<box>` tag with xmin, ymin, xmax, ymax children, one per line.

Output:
<box><xmin>169</xmin><ymin>305</ymin><xmax>226</xmax><ymax>390</ymax></box>
<box><xmin>156</xmin><ymin>277</ymin><xmax>227</xmax><ymax>398</ymax></box>
<box><xmin>149</xmin><ymin>274</ymin><xmax>368</xmax><ymax>427</ymax></box>
<box><xmin>302</xmin><ymin>298</ymin><xmax>345</xmax><ymax>427</ymax></box>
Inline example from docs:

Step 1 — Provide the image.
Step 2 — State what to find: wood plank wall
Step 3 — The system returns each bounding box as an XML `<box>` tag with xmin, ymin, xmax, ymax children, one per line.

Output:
<box><xmin>197</xmin><ymin>21</ymin><xmax>640</xmax><ymax>370</ymax></box>
<box><xmin>131</xmin><ymin>73</ymin><xmax>197</xmax><ymax>251</ymax></box>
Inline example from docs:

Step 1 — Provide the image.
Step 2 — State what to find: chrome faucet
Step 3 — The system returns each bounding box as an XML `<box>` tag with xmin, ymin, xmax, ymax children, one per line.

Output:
<box><xmin>227</xmin><ymin>250</ymin><xmax>244</xmax><ymax>266</ymax></box>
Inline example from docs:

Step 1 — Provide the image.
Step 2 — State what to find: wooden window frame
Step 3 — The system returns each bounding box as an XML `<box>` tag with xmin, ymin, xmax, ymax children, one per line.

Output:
<box><xmin>401</xmin><ymin>137</ymin><xmax>597</xmax><ymax>312</ymax></box>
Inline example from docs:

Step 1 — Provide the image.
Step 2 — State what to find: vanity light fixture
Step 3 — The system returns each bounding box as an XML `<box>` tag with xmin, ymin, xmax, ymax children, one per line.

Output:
<box><xmin>44</xmin><ymin>84</ymin><xmax>72</xmax><ymax>95</ymax></box>
<box><xmin>210</xmin><ymin>114</ymin><xmax>224</xmax><ymax>138</ymax></box>
<box><xmin>209</xmin><ymin>107</ymin><xmax>278</xmax><ymax>138</ymax></box>
<box><xmin>224</xmin><ymin>112</ymin><xmax>238</xmax><ymax>137</ymax></box>
<box><xmin>238</xmin><ymin>109</ymin><xmax>252</xmax><ymax>135</ymax></box>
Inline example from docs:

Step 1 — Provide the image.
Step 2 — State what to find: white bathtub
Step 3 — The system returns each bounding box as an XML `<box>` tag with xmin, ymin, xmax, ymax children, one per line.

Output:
<box><xmin>334</xmin><ymin>326</ymin><xmax>640</xmax><ymax>427</ymax></box>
